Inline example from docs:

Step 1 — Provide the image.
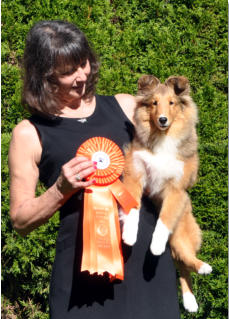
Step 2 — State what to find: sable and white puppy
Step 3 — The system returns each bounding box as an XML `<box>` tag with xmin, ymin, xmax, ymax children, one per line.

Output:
<box><xmin>121</xmin><ymin>75</ymin><xmax>212</xmax><ymax>312</ymax></box>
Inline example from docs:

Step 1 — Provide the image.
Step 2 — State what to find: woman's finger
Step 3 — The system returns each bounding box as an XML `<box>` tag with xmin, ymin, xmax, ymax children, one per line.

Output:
<box><xmin>72</xmin><ymin>166</ymin><xmax>96</xmax><ymax>183</ymax></box>
<box><xmin>64</xmin><ymin>156</ymin><xmax>90</xmax><ymax>169</ymax></box>
<box><xmin>70</xmin><ymin>159</ymin><xmax>97</xmax><ymax>177</ymax></box>
<box><xmin>75</xmin><ymin>178</ymin><xmax>96</xmax><ymax>189</ymax></box>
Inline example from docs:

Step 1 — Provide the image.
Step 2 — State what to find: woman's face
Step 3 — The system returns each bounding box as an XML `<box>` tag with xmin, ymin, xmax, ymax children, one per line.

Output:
<box><xmin>57</xmin><ymin>59</ymin><xmax>91</xmax><ymax>101</ymax></box>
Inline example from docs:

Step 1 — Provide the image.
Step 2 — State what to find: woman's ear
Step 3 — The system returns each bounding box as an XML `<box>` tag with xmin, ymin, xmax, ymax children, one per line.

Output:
<box><xmin>137</xmin><ymin>75</ymin><xmax>160</xmax><ymax>95</ymax></box>
<box><xmin>165</xmin><ymin>76</ymin><xmax>190</xmax><ymax>96</ymax></box>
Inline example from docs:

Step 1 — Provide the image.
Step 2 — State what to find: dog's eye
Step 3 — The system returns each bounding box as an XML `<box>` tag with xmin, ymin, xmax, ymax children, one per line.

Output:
<box><xmin>169</xmin><ymin>101</ymin><xmax>174</xmax><ymax>105</ymax></box>
<box><xmin>152</xmin><ymin>101</ymin><xmax>157</xmax><ymax>106</ymax></box>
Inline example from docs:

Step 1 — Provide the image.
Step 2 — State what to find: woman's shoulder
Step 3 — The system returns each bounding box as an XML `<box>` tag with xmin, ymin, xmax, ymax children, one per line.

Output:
<box><xmin>11</xmin><ymin>119</ymin><xmax>38</xmax><ymax>140</ymax></box>
<box><xmin>10</xmin><ymin>120</ymin><xmax>42</xmax><ymax>163</ymax></box>
<box><xmin>115</xmin><ymin>93</ymin><xmax>136</xmax><ymax>106</ymax></box>
<box><xmin>114</xmin><ymin>94</ymin><xmax>137</xmax><ymax>123</ymax></box>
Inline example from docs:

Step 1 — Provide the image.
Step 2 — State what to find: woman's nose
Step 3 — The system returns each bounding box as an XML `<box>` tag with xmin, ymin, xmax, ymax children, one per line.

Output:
<box><xmin>75</xmin><ymin>67</ymin><xmax>87</xmax><ymax>82</ymax></box>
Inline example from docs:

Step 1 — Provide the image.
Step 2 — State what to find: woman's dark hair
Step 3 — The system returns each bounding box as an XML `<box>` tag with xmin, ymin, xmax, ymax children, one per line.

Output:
<box><xmin>22</xmin><ymin>20</ymin><xmax>99</xmax><ymax>114</ymax></box>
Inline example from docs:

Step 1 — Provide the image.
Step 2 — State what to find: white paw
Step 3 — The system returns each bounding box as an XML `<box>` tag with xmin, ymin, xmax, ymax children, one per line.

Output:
<box><xmin>122</xmin><ymin>208</ymin><xmax>140</xmax><ymax>246</ymax></box>
<box><xmin>183</xmin><ymin>292</ymin><xmax>198</xmax><ymax>313</ymax></box>
<box><xmin>150</xmin><ymin>219</ymin><xmax>171</xmax><ymax>255</ymax></box>
<box><xmin>198</xmin><ymin>262</ymin><xmax>212</xmax><ymax>275</ymax></box>
<box><xmin>150</xmin><ymin>238</ymin><xmax>167</xmax><ymax>255</ymax></box>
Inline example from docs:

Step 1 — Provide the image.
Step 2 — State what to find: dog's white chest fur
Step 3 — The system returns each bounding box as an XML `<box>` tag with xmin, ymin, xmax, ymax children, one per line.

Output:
<box><xmin>133</xmin><ymin>136</ymin><xmax>184</xmax><ymax>196</ymax></box>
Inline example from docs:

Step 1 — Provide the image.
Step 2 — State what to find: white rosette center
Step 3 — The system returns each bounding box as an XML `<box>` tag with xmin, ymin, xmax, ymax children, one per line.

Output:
<box><xmin>92</xmin><ymin>151</ymin><xmax>110</xmax><ymax>170</ymax></box>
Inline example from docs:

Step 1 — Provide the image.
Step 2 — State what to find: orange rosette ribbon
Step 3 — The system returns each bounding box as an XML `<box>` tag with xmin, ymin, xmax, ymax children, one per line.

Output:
<box><xmin>76</xmin><ymin>137</ymin><xmax>138</xmax><ymax>281</ymax></box>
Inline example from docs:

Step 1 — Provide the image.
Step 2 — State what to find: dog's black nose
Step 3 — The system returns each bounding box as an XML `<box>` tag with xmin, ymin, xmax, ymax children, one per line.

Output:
<box><xmin>159</xmin><ymin>117</ymin><xmax>167</xmax><ymax>125</ymax></box>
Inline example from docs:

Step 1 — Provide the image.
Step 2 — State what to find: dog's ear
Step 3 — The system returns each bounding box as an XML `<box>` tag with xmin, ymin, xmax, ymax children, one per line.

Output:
<box><xmin>165</xmin><ymin>76</ymin><xmax>190</xmax><ymax>96</ymax></box>
<box><xmin>137</xmin><ymin>75</ymin><xmax>160</xmax><ymax>95</ymax></box>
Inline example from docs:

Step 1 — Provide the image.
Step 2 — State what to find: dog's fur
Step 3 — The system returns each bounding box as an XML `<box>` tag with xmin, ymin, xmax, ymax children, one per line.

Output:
<box><xmin>121</xmin><ymin>75</ymin><xmax>212</xmax><ymax>312</ymax></box>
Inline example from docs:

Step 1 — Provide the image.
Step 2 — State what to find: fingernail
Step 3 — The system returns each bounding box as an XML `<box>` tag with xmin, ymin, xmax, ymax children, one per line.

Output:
<box><xmin>92</xmin><ymin>179</ymin><xmax>96</xmax><ymax>183</ymax></box>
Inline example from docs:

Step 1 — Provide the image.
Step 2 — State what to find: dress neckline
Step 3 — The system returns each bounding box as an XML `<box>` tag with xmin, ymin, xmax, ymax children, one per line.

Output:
<box><xmin>51</xmin><ymin>95</ymin><xmax>98</xmax><ymax>122</ymax></box>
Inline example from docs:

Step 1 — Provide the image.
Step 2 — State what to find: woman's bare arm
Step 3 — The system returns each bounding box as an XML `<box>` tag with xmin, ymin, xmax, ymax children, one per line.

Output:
<box><xmin>9</xmin><ymin>120</ymin><xmax>96</xmax><ymax>237</ymax></box>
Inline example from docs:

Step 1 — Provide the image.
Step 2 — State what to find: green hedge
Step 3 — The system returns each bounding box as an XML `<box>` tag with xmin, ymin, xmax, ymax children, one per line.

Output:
<box><xmin>2</xmin><ymin>0</ymin><xmax>227</xmax><ymax>318</ymax></box>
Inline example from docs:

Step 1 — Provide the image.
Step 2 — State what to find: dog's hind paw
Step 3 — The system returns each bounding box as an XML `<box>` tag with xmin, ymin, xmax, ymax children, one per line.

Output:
<box><xmin>183</xmin><ymin>292</ymin><xmax>198</xmax><ymax>313</ymax></box>
<box><xmin>198</xmin><ymin>263</ymin><xmax>212</xmax><ymax>275</ymax></box>
<box><xmin>122</xmin><ymin>208</ymin><xmax>139</xmax><ymax>246</ymax></box>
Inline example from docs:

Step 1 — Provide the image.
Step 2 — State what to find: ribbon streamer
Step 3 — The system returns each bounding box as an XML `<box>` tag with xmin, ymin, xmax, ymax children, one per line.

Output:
<box><xmin>76</xmin><ymin>137</ymin><xmax>138</xmax><ymax>280</ymax></box>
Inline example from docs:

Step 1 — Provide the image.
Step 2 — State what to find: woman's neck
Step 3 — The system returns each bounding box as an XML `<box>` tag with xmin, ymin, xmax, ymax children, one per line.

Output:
<box><xmin>57</xmin><ymin>96</ymin><xmax>96</xmax><ymax>118</ymax></box>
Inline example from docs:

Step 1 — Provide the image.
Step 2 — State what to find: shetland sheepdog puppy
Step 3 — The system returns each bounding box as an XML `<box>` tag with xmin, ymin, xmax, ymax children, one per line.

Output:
<box><xmin>121</xmin><ymin>75</ymin><xmax>212</xmax><ymax>312</ymax></box>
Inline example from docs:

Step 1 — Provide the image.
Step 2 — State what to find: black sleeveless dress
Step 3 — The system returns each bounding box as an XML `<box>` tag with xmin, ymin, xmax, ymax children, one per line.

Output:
<box><xmin>29</xmin><ymin>95</ymin><xmax>180</xmax><ymax>319</ymax></box>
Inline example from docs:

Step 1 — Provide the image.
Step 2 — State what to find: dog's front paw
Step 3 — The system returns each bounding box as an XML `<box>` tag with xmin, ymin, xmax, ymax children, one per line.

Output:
<box><xmin>122</xmin><ymin>227</ymin><xmax>137</xmax><ymax>246</ymax></box>
<box><xmin>122</xmin><ymin>208</ymin><xmax>140</xmax><ymax>246</ymax></box>
<box><xmin>150</xmin><ymin>219</ymin><xmax>171</xmax><ymax>255</ymax></box>
<box><xmin>150</xmin><ymin>238</ymin><xmax>167</xmax><ymax>255</ymax></box>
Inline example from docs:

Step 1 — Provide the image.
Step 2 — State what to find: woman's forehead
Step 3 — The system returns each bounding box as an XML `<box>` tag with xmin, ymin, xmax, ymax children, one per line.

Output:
<box><xmin>54</xmin><ymin>56</ymin><xmax>87</xmax><ymax>73</ymax></box>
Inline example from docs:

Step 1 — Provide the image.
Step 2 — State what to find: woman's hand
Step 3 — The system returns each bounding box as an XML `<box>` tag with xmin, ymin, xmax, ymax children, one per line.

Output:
<box><xmin>56</xmin><ymin>156</ymin><xmax>97</xmax><ymax>196</ymax></box>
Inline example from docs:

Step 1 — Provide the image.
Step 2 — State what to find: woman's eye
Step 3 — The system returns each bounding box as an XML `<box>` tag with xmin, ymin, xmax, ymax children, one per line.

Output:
<box><xmin>169</xmin><ymin>101</ymin><xmax>174</xmax><ymax>105</ymax></box>
<box><xmin>152</xmin><ymin>101</ymin><xmax>157</xmax><ymax>106</ymax></box>
<box><xmin>59</xmin><ymin>61</ymin><xmax>87</xmax><ymax>77</ymax></box>
<box><xmin>63</xmin><ymin>71</ymin><xmax>74</xmax><ymax>76</ymax></box>
<box><xmin>60</xmin><ymin>69</ymin><xmax>75</xmax><ymax>76</ymax></box>
<box><xmin>80</xmin><ymin>60</ymin><xmax>87</xmax><ymax>68</ymax></box>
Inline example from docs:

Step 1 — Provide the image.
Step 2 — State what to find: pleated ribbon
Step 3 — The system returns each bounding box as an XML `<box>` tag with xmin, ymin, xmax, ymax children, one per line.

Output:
<box><xmin>76</xmin><ymin>137</ymin><xmax>138</xmax><ymax>281</ymax></box>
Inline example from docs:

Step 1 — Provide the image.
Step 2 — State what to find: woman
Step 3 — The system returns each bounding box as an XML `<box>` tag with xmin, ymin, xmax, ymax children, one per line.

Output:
<box><xmin>9</xmin><ymin>20</ymin><xmax>180</xmax><ymax>318</ymax></box>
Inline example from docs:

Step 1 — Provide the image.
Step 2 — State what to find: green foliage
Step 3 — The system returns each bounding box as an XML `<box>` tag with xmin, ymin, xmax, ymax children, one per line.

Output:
<box><xmin>2</xmin><ymin>0</ymin><xmax>227</xmax><ymax>318</ymax></box>
<box><xmin>2</xmin><ymin>133</ymin><xmax>59</xmax><ymax>319</ymax></box>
